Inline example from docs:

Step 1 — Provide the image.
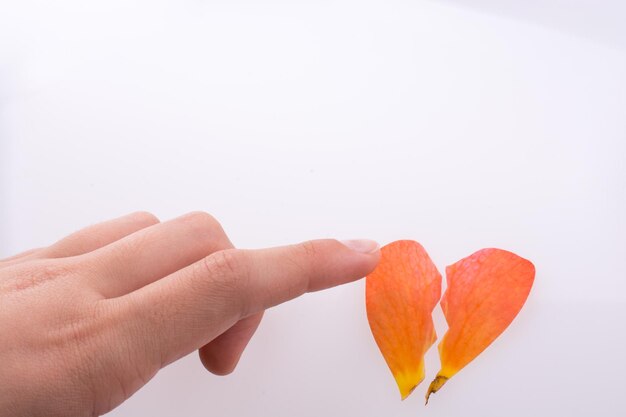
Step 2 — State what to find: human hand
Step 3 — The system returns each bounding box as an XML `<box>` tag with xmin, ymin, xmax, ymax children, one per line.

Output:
<box><xmin>0</xmin><ymin>212</ymin><xmax>380</xmax><ymax>417</ymax></box>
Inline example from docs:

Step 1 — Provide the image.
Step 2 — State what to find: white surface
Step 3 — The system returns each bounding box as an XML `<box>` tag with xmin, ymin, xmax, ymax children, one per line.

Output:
<box><xmin>1</xmin><ymin>1</ymin><xmax>625</xmax><ymax>416</ymax></box>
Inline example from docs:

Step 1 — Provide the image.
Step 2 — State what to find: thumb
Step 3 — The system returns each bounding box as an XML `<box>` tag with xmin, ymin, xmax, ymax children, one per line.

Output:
<box><xmin>199</xmin><ymin>311</ymin><xmax>264</xmax><ymax>375</ymax></box>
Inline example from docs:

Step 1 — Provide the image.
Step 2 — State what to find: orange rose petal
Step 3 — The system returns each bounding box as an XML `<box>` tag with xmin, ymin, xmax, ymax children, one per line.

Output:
<box><xmin>366</xmin><ymin>240</ymin><xmax>442</xmax><ymax>400</ymax></box>
<box><xmin>426</xmin><ymin>248</ymin><xmax>535</xmax><ymax>403</ymax></box>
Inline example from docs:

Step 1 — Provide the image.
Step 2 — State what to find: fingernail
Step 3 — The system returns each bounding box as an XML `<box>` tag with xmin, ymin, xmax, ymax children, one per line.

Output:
<box><xmin>340</xmin><ymin>239</ymin><xmax>380</xmax><ymax>254</ymax></box>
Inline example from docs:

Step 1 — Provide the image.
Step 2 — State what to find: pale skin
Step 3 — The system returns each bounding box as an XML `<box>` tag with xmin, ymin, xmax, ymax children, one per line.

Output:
<box><xmin>0</xmin><ymin>211</ymin><xmax>380</xmax><ymax>417</ymax></box>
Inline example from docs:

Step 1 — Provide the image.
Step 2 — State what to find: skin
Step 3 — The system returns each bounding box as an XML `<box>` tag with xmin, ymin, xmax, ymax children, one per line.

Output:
<box><xmin>0</xmin><ymin>211</ymin><xmax>380</xmax><ymax>417</ymax></box>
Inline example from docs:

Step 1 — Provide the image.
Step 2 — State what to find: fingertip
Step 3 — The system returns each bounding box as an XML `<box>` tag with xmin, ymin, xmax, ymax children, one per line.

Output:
<box><xmin>363</xmin><ymin>245</ymin><xmax>382</xmax><ymax>272</ymax></box>
<box><xmin>291</xmin><ymin>239</ymin><xmax>380</xmax><ymax>292</ymax></box>
<box><xmin>339</xmin><ymin>239</ymin><xmax>380</xmax><ymax>254</ymax></box>
<box><xmin>199</xmin><ymin>350</ymin><xmax>238</xmax><ymax>376</ymax></box>
<box><xmin>336</xmin><ymin>238</ymin><xmax>381</xmax><ymax>275</ymax></box>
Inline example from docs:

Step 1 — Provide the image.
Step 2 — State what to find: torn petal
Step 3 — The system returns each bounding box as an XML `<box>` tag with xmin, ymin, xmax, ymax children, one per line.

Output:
<box><xmin>366</xmin><ymin>240</ymin><xmax>441</xmax><ymax>400</ymax></box>
<box><xmin>426</xmin><ymin>248</ymin><xmax>535</xmax><ymax>403</ymax></box>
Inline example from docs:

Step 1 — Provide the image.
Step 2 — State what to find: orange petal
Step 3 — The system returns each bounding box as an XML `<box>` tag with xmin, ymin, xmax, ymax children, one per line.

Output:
<box><xmin>366</xmin><ymin>240</ymin><xmax>442</xmax><ymax>400</ymax></box>
<box><xmin>426</xmin><ymin>248</ymin><xmax>535</xmax><ymax>403</ymax></box>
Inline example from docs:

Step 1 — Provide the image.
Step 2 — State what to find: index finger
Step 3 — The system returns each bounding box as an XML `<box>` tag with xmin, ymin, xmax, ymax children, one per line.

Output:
<box><xmin>115</xmin><ymin>239</ymin><xmax>380</xmax><ymax>367</ymax></box>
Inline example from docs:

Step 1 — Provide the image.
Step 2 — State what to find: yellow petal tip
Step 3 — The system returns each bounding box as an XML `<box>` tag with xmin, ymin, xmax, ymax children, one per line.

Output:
<box><xmin>400</xmin><ymin>385</ymin><xmax>417</xmax><ymax>401</ymax></box>
<box><xmin>394</xmin><ymin>366</ymin><xmax>425</xmax><ymax>401</ymax></box>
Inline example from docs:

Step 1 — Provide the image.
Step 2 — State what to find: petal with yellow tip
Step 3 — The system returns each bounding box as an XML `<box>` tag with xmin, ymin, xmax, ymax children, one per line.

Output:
<box><xmin>366</xmin><ymin>240</ymin><xmax>441</xmax><ymax>400</ymax></box>
<box><xmin>426</xmin><ymin>248</ymin><xmax>535</xmax><ymax>403</ymax></box>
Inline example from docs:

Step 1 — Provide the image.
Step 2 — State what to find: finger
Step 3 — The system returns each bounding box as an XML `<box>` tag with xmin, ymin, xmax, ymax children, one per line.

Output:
<box><xmin>0</xmin><ymin>212</ymin><xmax>158</xmax><ymax>267</ymax></box>
<box><xmin>42</xmin><ymin>212</ymin><xmax>160</xmax><ymax>258</ymax></box>
<box><xmin>0</xmin><ymin>248</ymin><xmax>44</xmax><ymax>265</ymax></box>
<box><xmin>116</xmin><ymin>239</ymin><xmax>380</xmax><ymax>367</ymax></box>
<box><xmin>199</xmin><ymin>311</ymin><xmax>264</xmax><ymax>375</ymax></box>
<box><xmin>84</xmin><ymin>211</ymin><xmax>233</xmax><ymax>298</ymax></box>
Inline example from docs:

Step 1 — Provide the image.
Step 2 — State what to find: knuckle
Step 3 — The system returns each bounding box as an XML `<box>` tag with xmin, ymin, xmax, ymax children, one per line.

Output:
<box><xmin>129</xmin><ymin>211</ymin><xmax>160</xmax><ymax>225</ymax></box>
<box><xmin>182</xmin><ymin>211</ymin><xmax>222</xmax><ymax>233</ymax></box>
<box><xmin>298</xmin><ymin>240</ymin><xmax>320</xmax><ymax>260</ymax></box>
<box><xmin>51</xmin><ymin>300</ymin><xmax>147</xmax><ymax>411</ymax></box>
<box><xmin>61</xmin><ymin>303</ymin><xmax>102</xmax><ymax>347</ymax></box>
<box><xmin>0</xmin><ymin>247</ymin><xmax>40</xmax><ymax>264</ymax></box>
<box><xmin>115</xmin><ymin>231</ymin><xmax>150</xmax><ymax>258</ymax></box>
<box><xmin>6</xmin><ymin>259</ymin><xmax>78</xmax><ymax>292</ymax></box>
<box><xmin>181</xmin><ymin>212</ymin><xmax>230</xmax><ymax>246</ymax></box>
<box><xmin>196</xmin><ymin>250</ymin><xmax>251</xmax><ymax>312</ymax></box>
<box><xmin>285</xmin><ymin>241</ymin><xmax>324</xmax><ymax>294</ymax></box>
<box><xmin>200</xmin><ymin>250</ymin><xmax>243</xmax><ymax>280</ymax></box>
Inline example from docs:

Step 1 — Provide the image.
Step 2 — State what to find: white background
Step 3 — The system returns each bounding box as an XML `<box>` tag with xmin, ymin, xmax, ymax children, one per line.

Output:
<box><xmin>1</xmin><ymin>1</ymin><xmax>625</xmax><ymax>416</ymax></box>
